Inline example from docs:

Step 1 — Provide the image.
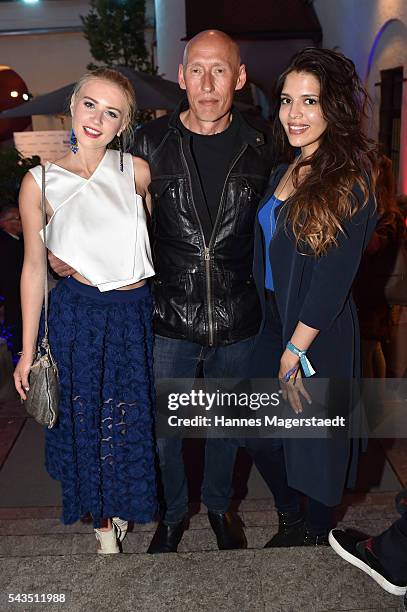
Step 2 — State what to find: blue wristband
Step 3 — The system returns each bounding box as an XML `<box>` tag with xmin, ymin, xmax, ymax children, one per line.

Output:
<box><xmin>286</xmin><ymin>341</ymin><xmax>316</xmax><ymax>377</ymax></box>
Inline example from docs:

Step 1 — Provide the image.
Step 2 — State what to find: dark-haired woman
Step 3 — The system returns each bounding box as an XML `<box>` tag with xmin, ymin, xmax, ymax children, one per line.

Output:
<box><xmin>249</xmin><ymin>48</ymin><xmax>378</xmax><ymax>546</ymax></box>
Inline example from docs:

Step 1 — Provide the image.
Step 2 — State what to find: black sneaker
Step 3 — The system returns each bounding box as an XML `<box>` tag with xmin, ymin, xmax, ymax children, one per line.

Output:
<box><xmin>329</xmin><ymin>529</ymin><xmax>407</xmax><ymax>597</ymax></box>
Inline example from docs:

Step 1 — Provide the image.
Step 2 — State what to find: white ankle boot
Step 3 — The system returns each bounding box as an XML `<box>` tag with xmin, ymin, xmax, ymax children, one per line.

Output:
<box><xmin>94</xmin><ymin>527</ymin><xmax>120</xmax><ymax>554</ymax></box>
<box><xmin>112</xmin><ymin>517</ymin><xmax>128</xmax><ymax>542</ymax></box>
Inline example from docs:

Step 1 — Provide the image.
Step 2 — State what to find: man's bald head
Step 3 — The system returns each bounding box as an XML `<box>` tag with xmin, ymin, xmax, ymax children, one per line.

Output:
<box><xmin>183</xmin><ymin>30</ymin><xmax>241</xmax><ymax>71</ymax></box>
<box><xmin>178</xmin><ymin>29</ymin><xmax>246</xmax><ymax>134</ymax></box>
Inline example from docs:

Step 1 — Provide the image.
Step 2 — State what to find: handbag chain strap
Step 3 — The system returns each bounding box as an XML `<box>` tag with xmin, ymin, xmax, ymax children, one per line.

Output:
<box><xmin>40</xmin><ymin>164</ymin><xmax>50</xmax><ymax>351</ymax></box>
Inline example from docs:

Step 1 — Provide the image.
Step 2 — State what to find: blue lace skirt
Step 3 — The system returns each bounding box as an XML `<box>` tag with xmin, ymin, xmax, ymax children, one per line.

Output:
<box><xmin>43</xmin><ymin>277</ymin><xmax>157</xmax><ymax>527</ymax></box>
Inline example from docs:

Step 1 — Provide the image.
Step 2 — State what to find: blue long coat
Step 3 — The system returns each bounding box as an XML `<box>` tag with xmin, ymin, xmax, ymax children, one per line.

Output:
<box><xmin>252</xmin><ymin>164</ymin><xmax>377</xmax><ymax>505</ymax></box>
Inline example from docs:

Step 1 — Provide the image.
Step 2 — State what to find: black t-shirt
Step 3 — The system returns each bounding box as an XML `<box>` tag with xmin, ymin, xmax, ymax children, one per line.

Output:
<box><xmin>179</xmin><ymin>116</ymin><xmax>239</xmax><ymax>243</ymax></box>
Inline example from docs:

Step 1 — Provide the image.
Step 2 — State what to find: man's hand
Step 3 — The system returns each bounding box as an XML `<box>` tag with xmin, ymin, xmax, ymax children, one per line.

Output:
<box><xmin>48</xmin><ymin>252</ymin><xmax>76</xmax><ymax>277</ymax></box>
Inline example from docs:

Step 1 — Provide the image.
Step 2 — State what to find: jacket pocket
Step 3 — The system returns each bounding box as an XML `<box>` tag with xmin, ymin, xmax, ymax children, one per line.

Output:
<box><xmin>151</xmin><ymin>271</ymin><xmax>188</xmax><ymax>338</ymax></box>
<box><xmin>150</xmin><ymin>177</ymin><xmax>191</xmax><ymax>238</ymax></box>
<box><xmin>226</xmin><ymin>270</ymin><xmax>262</xmax><ymax>334</ymax></box>
<box><xmin>231</xmin><ymin>178</ymin><xmax>263</xmax><ymax>237</ymax></box>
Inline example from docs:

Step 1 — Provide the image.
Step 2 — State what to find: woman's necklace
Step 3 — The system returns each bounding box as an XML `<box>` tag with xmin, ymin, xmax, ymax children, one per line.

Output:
<box><xmin>271</xmin><ymin>154</ymin><xmax>302</xmax><ymax>235</ymax></box>
<box><xmin>274</xmin><ymin>154</ymin><xmax>302</xmax><ymax>201</ymax></box>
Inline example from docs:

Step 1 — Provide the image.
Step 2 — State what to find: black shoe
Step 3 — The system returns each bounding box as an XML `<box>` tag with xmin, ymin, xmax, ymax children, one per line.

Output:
<box><xmin>302</xmin><ymin>529</ymin><xmax>329</xmax><ymax>546</ymax></box>
<box><xmin>329</xmin><ymin>529</ymin><xmax>407</xmax><ymax>596</ymax></box>
<box><xmin>147</xmin><ymin>519</ymin><xmax>186</xmax><ymax>554</ymax></box>
<box><xmin>264</xmin><ymin>511</ymin><xmax>305</xmax><ymax>548</ymax></box>
<box><xmin>207</xmin><ymin>511</ymin><xmax>247</xmax><ymax>550</ymax></box>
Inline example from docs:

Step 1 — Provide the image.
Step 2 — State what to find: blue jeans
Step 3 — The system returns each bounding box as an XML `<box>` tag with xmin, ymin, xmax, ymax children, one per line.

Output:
<box><xmin>154</xmin><ymin>333</ymin><xmax>256</xmax><ymax>525</ymax></box>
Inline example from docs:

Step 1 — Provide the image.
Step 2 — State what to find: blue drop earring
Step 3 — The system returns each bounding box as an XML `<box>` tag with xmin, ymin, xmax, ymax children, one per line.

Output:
<box><xmin>70</xmin><ymin>128</ymin><xmax>78</xmax><ymax>154</ymax></box>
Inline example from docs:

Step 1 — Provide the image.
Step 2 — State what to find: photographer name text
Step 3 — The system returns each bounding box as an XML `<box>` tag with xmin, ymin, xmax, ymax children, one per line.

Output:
<box><xmin>167</xmin><ymin>415</ymin><xmax>347</xmax><ymax>429</ymax></box>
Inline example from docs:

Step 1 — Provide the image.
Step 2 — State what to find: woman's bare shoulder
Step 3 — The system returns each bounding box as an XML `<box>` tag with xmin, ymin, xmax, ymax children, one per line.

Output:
<box><xmin>19</xmin><ymin>171</ymin><xmax>42</xmax><ymax>216</ymax></box>
<box><xmin>20</xmin><ymin>170</ymin><xmax>39</xmax><ymax>193</ymax></box>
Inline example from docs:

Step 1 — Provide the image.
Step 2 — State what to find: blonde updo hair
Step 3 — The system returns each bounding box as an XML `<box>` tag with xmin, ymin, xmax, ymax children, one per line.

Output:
<box><xmin>71</xmin><ymin>68</ymin><xmax>136</xmax><ymax>148</ymax></box>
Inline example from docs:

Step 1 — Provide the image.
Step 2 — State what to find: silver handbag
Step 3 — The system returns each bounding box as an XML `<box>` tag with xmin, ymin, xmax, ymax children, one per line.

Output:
<box><xmin>24</xmin><ymin>164</ymin><xmax>60</xmax><ymax>428</ymax></box>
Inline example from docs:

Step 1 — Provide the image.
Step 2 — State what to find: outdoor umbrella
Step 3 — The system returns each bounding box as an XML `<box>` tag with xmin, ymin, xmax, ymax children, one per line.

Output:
<box><xmin>0</xmin><ymin>66</ymin><xmax>184</xmax><ymax>119</ymax></box>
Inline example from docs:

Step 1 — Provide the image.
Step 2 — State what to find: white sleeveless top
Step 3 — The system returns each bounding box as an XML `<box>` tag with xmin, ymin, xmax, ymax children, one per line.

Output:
<box><xmin>29</xmin><ymin>150</ymin><xmax>154</xmax><ymax>291</ymax></box>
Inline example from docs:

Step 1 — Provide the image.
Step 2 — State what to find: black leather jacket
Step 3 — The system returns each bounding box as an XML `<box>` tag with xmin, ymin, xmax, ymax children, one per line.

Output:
<box><xmin>133</xmin><ymin>102</ymin><xmax>274</xmax><ymax>346</ymax></box>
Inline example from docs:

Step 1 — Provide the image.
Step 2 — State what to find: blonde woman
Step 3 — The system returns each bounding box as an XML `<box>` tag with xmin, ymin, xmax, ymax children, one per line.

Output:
<box><xmin>14</xmin><ymin>69</ymin><xmax>157</xmax><ymax>553</ymax></box>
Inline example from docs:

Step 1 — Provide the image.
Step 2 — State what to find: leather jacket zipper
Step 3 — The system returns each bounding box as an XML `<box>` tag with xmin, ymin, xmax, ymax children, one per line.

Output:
<box><xmin>179</xmin><ymin>137</ymin><xmax>215</xmax><ymax>343</ymax></box>
<box><xmin>180</xmin><ymin>132</ymin><xmax>247</xmax><ymax>347</ymax></box>
<box><xmin>205</xmin><ymin>144</ymin><xmax>248</xmax><ymax>346</ymax></box>
<box><xmin>204</xmin><ymin>247</ymin><xmax>213</xmax><ymax>345</ymax></box>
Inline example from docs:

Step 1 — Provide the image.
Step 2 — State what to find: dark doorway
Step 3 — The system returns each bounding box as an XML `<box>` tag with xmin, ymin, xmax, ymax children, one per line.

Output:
<box><xmin>379</xmin><ymin>67</ymin><xmax>403</xmax><ymax>183</ymax></box>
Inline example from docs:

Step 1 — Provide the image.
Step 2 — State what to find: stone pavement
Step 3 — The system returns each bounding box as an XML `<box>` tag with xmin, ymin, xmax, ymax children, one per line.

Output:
<box><xmin>0</xmin><ymin>396</ymin><xmax>406</xmax><ymax>612</ymax></box>
<box><xmin>0</xmin><ymin>494</ymin><xmax>406</xmax><ymax>612</ymax></box>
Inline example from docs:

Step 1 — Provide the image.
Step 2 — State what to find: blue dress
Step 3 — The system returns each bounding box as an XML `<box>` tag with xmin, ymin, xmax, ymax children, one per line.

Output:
<box><xmin>29</xmin><ymin>152</ymin><xmax>157</xmax><ymax>528</ymax></box>
<box><xmin>43</xmin><ymin>277</ymin><xmax>157</xmax><ymax>527</ymax></box>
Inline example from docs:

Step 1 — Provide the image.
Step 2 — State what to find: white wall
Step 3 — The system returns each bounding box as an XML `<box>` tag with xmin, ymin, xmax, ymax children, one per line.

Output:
<box><xmin>314</xmin><ymin>0</ymin><xmax>407</xmax><ymax>192</ymax></box>
<box><xmin>0</xmin><ymin>1</ymin><xmax>90</xmax><ymax>129</ymax></box>
<box><xmin>0</xmin><ymin>32</ymin><xmax>93</xmax><ymax>95</ymax></box>
<box><xmin>0</xmin><ymin>0</ymin><xmax>155</xmax><ymax>131</ymax></box>
<box><xmin>154</xmin><ymin>0</ymin><xmax>186</xmax><ymax>80</ymax></box>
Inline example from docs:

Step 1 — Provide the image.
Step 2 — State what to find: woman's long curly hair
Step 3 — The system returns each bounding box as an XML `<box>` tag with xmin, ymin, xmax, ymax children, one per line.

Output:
<box><xmin>272</xmin><ymin>47</ymin><xmax>378</xmax><ymax>256</ymax></box>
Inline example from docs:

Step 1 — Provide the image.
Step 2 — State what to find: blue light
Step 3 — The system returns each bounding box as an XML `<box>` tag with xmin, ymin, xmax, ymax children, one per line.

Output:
<box><xmin>366</xmin><ymin>19</ymin><xmax>398</xmax><ymax>80</ymax></box>
<box><xmin>23</xmin><ymin>0</ymin><xmax>40</xmax><ymax>4</ymax></box>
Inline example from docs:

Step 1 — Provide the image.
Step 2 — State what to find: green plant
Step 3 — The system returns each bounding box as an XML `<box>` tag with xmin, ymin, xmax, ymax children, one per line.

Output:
<box><xmin>81</xmin><ymin>0</ymin><xmax>156</xmax><ymax>73</ymax></box>
<box><xmin>81</xmin><ymin>0</ymin><xmax>157</xmax><ymax>125</ymax></box>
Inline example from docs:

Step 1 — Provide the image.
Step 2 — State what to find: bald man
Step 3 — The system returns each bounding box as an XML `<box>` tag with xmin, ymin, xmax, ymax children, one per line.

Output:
<box><xmin>137</xmin><ymin>30</ymin><xmax>274</xmax><ymax>553</ymax></box>
<box><xmin>50</xmin><ymin>30</ymin><xmax>275</xmax><ymax>553</ymax></box>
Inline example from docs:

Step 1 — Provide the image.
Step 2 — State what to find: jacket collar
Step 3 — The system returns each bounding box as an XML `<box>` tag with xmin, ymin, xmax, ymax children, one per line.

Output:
<box><xmin>168</xmin><ymin>97</ymin><xmax>265</xmax><ymax>149</ymax></box>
